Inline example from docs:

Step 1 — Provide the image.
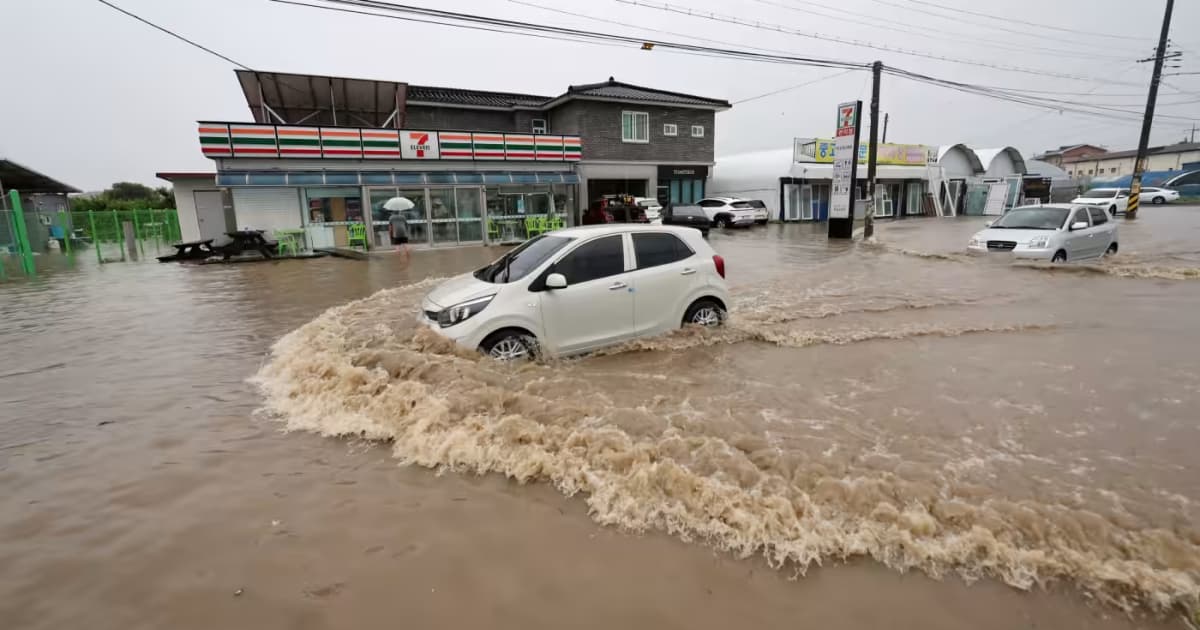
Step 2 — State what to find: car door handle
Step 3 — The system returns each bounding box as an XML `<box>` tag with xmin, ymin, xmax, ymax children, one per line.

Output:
<box><xmin>680</xmin><ymin>268</ymin><xmax>696</xmax><ymax>275</ymax></box>
<box><xmin>608</xmin><ymin>281</ymin><xmax>627</xmax><ymax>290</ymax></box>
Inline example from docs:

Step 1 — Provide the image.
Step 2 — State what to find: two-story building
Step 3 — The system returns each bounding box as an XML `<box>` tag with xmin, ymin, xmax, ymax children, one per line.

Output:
<box><xmin>171</xmin><ymin>70</ymin><xmax>729</xmax><ymax>249</ymax></box>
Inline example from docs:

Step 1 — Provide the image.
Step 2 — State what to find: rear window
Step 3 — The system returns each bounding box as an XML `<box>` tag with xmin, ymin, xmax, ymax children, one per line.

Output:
<box><xmin>731</xmin><ymin>201</ymin><xmax>754</xmax><ymax>209</ymax></box>
<box><xmin>633</xmin><ymin>233</ymin><xmax>694</xmax><ymax>269</ymax></box>
<box><xmin>744</xmin><ymin>200</ymin><xmax>767</xmax><ymax>208</ymax></box>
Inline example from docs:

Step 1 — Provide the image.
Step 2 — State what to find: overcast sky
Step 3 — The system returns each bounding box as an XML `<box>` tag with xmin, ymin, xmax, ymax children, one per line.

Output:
<box><xmin>2</xmin><ymin>0</ymin><xmax>1197</xmax><ymax>190</ymax></box>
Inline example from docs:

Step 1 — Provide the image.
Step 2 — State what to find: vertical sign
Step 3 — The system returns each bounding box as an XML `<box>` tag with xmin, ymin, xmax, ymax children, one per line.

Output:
<box><xmin>830</xmin><ymin>102</ymin><xmax>861</xmax><ymax>220</ymax></box>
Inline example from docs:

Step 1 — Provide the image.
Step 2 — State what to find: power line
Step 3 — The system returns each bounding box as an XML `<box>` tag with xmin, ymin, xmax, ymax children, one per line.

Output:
<box><xmin>733</xmin><ymin>69</ymin><xmax>857</xmax><ymax>104</ymax></box>
<box><xmin>752</xmin><ymin>0</ymin><xmax>1138</xmax><ymax>61</ymax></box>
<box><xmin>93</xmin><ymin>0</ymin><xmax>251</xmax><ymax>69</ymax></box>
<box><xmin>884</xmin><ymin>0</ymin><xmax>1151</xmax><ymax>42</ymax></box>
<box><xmin>614</xmin><ymin>0</ymin><xmax>1146</xmax><ymax>84</ymax></box>
<box><xmin>266</xmin><ymin>0</ymin><xmax>1189</xmax><ymax>124</ymax></box>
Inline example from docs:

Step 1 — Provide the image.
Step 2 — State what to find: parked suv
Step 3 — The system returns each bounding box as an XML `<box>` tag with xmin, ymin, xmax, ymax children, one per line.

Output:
<box><xmin>422</xmin><ymin>225</ymin><xmax>730</xmax><ymax>360</ymax></box>
<box><xmin>696</xmin><ymin>197</ymin><xmax>757</xmax><ymax>228</ymax></box>
<box><xmin>742</xmin><ymin>199</ymin><xmax>770</xmax><ymax>224</ymax></box>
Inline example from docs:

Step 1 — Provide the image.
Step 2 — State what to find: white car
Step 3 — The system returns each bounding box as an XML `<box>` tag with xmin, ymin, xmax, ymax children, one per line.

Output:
<box><xmin>696</xmin><ymin>197</ymin><xmax>758</xmax><ymax>228</ymax></box>
<box><xmin>967</xmin><ymin>204</ymin><xmax>1119</xmax><ymax>262</ymax></box>
<box><xmin>742</xmin><ymin>199</ymin><xmax>771</xmax><ymax>224</ymax></box>
<box><xmin>1141</xmin><ymin>187</ymin><xmax>1180</xmax><ymax>204</ymax></box>
<box><xmin>1072</xmin><ymin>188</ymin><xmax>1129</xmax><ymax>216</ymax></box>
<box><xmin>421</xmin><ymin>225</ymin><xmax>730</xmax><ymax>360</ymax></box>
<box><xmin>633</xmin><ymin>197</ymin><xmax>663</xmax><ymax>224</ymax></box>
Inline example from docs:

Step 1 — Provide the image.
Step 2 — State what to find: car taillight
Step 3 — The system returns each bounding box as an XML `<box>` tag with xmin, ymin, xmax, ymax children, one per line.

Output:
<box><xmin>712</xmin><ymin>254</ymin><xmax>725</xmax><ymax>278</ymax></box>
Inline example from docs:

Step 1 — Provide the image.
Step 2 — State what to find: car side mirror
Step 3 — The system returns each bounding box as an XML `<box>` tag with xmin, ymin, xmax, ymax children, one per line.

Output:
<box><xmin>1070</xmin><ymin>221</ymin><xmax>1089</xmax><ymax>231</ymax></box>
<box><xmin>545</xmin><ymin>273</ymin><xmax>567</xmax><ymax>289</ymax></box>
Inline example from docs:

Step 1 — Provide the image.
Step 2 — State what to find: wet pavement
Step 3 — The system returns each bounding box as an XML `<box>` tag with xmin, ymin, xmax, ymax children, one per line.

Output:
<box><xmin>2</xmin><ymin>207</ymin><xmax>1199</xmax><ymax>629</ymax></box>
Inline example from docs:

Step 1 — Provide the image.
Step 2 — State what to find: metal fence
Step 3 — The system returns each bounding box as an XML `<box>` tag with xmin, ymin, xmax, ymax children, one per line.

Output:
<box><xmin>2</xmin><ymin>191</ymin><xmax>181</xmax><ymax>279</ymax></box>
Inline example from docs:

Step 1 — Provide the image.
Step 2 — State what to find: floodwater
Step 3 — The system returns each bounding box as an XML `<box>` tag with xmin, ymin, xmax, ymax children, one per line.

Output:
<box><xmin>2</xmin><ymin>207</ymin><xmax>1199</xmax><ymax>630</ymax></box>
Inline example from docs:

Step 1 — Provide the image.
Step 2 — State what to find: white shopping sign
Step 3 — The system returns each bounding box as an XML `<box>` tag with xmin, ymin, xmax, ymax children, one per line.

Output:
<box><xmin>829</xmin><ymin>101</ymin><xmax>861</xmax><ymax>220</ymax></box>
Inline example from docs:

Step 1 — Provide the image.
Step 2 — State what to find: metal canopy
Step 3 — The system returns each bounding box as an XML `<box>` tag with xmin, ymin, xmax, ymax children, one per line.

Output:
<box><xmin>235</xmin><ymin>69</ymin><xmax>409</xmax><ymax>128</ymax></box>
<box><xmin>0</xmin><ymin>158</ymin><xmax>80</xmax><ymax>194</ymax></box>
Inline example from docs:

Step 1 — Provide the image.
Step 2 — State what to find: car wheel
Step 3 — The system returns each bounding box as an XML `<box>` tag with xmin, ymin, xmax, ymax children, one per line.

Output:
<box><xmin>1109</xmin><ymin>205</ymin><xmax>1117</xmax><ymax>216</ymax></box>
<box><xmin>1052</xmin><ymin>250</ymin><xmax>1067</xmax><ymax>263</ymax></box>
<box><xmin>716</xmin><ymin>216</ymin><xmax>730</xmax><ymax>228</ymax></box>
<box><xmin>1152</xmin><ymin>196</ymin><xmax>1165</xmax><ymax>205</ymax></box>
<box><xmin>683</xmin><ymin>299</ymin><xmax>725</xmax><ymax>327</ymax></box>
<box><xmin>1105</xmin><ymin>242</ymin><xmax>1118</xmax><ymax>256</ymax></box>
<box><xmin>479</xmin><ymin>330</ymin><xmax>538</xmax><ymax>362</ymax></box>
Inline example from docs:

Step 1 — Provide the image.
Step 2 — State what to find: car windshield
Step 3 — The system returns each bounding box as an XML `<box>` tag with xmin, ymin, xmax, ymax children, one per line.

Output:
<box><xmin>474</xmin><ymin>235</ymin><xmax>572</xmax><ymax>283</ymax></box>
<box><xmin>1079</xmin><ymin>189</ymin><xmax>1115</xmax><ymax>199</ymax></box>
<box><xmin>991</xmin><ymin>207</ymin><xmax>1070</xmax><ymax>230</ymax></box>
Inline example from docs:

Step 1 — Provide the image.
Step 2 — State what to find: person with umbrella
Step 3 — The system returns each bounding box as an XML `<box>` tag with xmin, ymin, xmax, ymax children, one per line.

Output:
<box><xmin>384</xmin><ymin>196</ymin><xmax>414</xmax><ymax>260</ymax></box>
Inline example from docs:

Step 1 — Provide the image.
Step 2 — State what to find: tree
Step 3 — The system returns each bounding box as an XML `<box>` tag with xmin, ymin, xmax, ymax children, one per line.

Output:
<box><xmin>68</xmin><ymin>182</ymin><xmax>175</xmax><ymax>210</ymax></box>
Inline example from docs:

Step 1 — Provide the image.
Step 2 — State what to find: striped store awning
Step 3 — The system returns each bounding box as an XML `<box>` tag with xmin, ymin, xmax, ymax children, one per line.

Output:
<box><xmin>216</xmin><ymin>170</ymin><xmax>580</xmax><ymax>187</ymax></box>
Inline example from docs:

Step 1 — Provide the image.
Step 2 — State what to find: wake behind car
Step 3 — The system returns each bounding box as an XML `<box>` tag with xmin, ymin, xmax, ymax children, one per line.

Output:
<box><xmin>1072</xmin><ymin>188</ymin><xmax>1129</xmax><ymax>216</ymax></box>
<box><xmin>967</xmin><ymin>204</ymin><xmax>1118</xmax><ymax>262</ymax></box>
<box><xmin>422</xmin><ymin>225</ymin><xmax>730</xmax><ymax>360</ymax></box>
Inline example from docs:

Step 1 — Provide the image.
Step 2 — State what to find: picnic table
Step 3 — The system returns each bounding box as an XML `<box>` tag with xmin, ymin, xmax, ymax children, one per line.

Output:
<box><xmin>156</xmin><ymin>239</ymin><xmax>218</xmax><ymax>262</ymax></box>
<box><xmin>216</xmin><ymin>230</ymin><xmax>277</xmax><ymax>260</ymax></box>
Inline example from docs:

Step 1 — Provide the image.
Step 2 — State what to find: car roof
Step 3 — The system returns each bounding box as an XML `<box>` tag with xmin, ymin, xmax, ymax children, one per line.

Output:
<box><xmin>551</xmin><ymin>224</ymin><xmax>705</xmax><ymax>237</ymax></box>
<box><xmin>1011</xmin><ymin>203</ymin><xmax>1076</xmax><ymax>210</ymax></box>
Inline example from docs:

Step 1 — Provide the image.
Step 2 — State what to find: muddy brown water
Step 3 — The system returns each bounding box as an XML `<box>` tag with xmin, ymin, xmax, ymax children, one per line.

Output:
<box><xmin>3</xmin><ymin>208</ymin><xmax>1199</xmax><ymax>629</ymax></box>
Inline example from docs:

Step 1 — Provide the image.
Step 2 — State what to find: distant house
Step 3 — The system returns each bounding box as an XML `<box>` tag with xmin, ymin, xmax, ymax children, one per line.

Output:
<box><xmin>1061</xmin><ymin>142</ymin><xmax>1200</xmax><ymax>179</ymax></box>
<box><xmin>1034</xmin><ymin>144</ymin><xmax>1107</xmax><ymax>168</ymax></box>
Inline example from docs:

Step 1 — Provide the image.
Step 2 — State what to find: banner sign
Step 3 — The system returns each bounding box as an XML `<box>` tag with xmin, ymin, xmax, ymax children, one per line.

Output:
<box><xmin>830</xmin><ymin>102</ymin><xmax>861</xmax><ymax>221</ymax></box>
<box><xmin>800</xmin><ymin>138</ymin><xmax>935</xmax><ymax>166</ymax></box>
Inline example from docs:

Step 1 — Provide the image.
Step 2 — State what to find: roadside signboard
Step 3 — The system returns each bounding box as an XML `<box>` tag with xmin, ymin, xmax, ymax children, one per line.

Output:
<box><xmin>830</xmin><ymin>101</ymin><xmax>862</xmax><ymax>221</ymax></box>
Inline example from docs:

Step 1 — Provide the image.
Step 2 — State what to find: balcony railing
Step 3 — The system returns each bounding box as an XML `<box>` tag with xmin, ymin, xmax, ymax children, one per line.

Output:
<box><xmin>198</xmin><ymin>122</ymin><xmax>581</xmax><ymax>162</ymax></box>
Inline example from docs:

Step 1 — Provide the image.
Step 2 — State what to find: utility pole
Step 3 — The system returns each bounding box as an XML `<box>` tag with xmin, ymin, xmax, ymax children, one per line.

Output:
<box><xmin>864</xmin><ymin>61</ymin><xmax>882</xmax><ymax>240</ymax></box>
<box><xmin>1128</xmin><ymin>0</ymin><xmax>1175</xmax><ymax>220</ymax></box>
<box><xmin>881</xmin><ymin>112</ymin><xmax>889</xmax><ymax>144</ymax></box>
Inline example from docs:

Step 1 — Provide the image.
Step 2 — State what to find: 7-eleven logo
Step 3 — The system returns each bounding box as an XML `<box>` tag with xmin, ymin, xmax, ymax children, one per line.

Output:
<box><xmin>409</xmin><ymin>132</ymin><xmax>431</xmax><ymax>157</ymax></box>
<box><xmin>838</xmin><ymin>106</ymin><xmax>856</xmax><ymax>130</ymax></box>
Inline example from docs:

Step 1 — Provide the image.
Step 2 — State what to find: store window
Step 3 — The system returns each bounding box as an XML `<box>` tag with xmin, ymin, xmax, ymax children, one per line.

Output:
<box><xmin>486</xmin><ymin>184</ymin><xmax>570</xmax><ymax>244</ymax></box>
<box><xmin>622</xmin><ymin>111</ymin><xmax>649</xmax><ymax>143</ymax></box>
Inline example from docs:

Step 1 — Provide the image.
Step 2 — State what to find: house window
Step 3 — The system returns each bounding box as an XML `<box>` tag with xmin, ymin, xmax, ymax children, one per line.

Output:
<box><xmin>1110</xmin><ymin>168</ymin><xmax>1117</xmax><ymax>173</ymax></box>
<box><xmin>1088</xmin><ymin>169</ymin><xmax>1093</xmax><ymax>175</ymax></box>
<box><xmin>532</xmin><ymin>119</ymin><xmax>547</xmax><ymax>134</ymax></box>
<box><xmin>691</xmin><ymin>125</ymin><xmax>705</xmax><ymax>138</ymax></box>
<box><xmin>663</xmin><ymin>123</ymin><xmax>678</xmax><ymax>136</ymax></box>
<box><xmin>622</xmin><ymin>111</ymin><xmax>649</xmax><ymax>143</ymax></box>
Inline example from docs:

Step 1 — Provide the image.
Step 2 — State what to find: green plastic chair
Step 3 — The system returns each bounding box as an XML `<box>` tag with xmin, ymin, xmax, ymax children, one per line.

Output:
<box><xmin>347</xmin><ymin>223</ymin><xmax>368</xmax><ymax>249</ymax></box>
<box><xmin>547</xmin><ymin>215</ymin><xmax>565</xmax><ymax>231</ymax></box>
<box><xmin>487</xmin><ymin>220</ymin><xmax>501</xmax><ymax>241</ymax></box>
<box><xmin>524</xmin><ymin>216</ymin><xmax>544</xmax><ymax>238</ymax></box>
<box><xmin>275</xmin><ymin>231</ymin><xmax>299</xmax><ymax>257</ymax></box>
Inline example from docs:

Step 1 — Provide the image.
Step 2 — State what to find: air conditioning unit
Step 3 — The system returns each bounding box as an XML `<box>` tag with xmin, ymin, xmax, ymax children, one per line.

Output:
<box><xmin>532</xmin><ymin>119</ymin><xmax>548</xmax><ymax>134</ymax></box>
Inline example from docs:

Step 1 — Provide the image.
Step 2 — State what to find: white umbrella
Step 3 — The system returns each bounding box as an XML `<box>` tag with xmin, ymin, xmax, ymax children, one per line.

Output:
<box><xmin>382</xmin><ymin>196</ymin><xmax>415</xmax><ymax>212</ymax></box>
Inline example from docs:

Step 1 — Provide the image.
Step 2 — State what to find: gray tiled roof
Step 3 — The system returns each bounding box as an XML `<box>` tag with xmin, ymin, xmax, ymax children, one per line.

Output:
<box><xmin>406</xmin><ymin>85</ymin><xmax>551</xmax><ymax>108</ymax></box>
<box><xmin>566</xmin><ymin>79</ymin><xmax>731</xmax><ymax>107</ymax></box>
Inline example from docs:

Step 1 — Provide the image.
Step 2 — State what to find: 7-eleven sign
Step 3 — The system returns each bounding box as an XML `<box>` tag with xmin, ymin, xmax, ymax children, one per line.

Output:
<box><xmin>400</xmin><ymin>130</ymin><xmax>441</xmax><ymax>160</ymax></box>
<box><xmin>836</xmin><ymin>103</ymin><xmax>858</xmax><ymax>137</ymax></box>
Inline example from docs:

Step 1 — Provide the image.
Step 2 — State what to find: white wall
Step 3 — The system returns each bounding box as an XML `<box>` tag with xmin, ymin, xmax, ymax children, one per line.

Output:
<box><xmin>985</xmin><ymin>151</ymin><xmax>1019</xmax><ymax>178</ymax></box>
<box><xmin>168</xmin><ymin>177</ymin><xmax>216</xmax><ymax>243</ymax></box>
<box><xmin>938</xmin><ymin>148</ymin><xmax>977</xmax><ymax>179</ymax></box>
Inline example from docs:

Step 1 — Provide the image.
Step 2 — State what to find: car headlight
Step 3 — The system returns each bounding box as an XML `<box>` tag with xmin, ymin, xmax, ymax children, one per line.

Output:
<box><xmin>968</xmin><ymin>235</ymin><xmax>984</xmax><ymax>247</ymax></box>
<box><xmin>437</xmin><ymin>295</ymin><xmax>494</xmax><ymax>328</ymax></box>
<box><xmin>1026</xmin><ymin>236</ymin><xmax>1050</xmax><ymax>249</ymax></box>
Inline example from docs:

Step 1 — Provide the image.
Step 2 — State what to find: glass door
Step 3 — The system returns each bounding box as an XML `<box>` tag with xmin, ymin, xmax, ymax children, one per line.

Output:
<box><xmin>906</xmin><ymin>182</ymin><xmax>923</xmax><ymax>217</ymax></box>
<box><xmin>800</xmin><ymin>184</ymin><xmax>814</xmax><ymax>220</ymax></box>
<box><xmin>428</xmin><ymin>188</ymin><xmax>458</xmax><ymax>246</ymax></box>
<box><xmin>368</xmin><ymin>188</ymin><xmax>429</xmax><ymax>247</ymax></box>
<box><xmin>456</xmin><ymin>187</ymin><xmax>483</xmax><ymax>244</ymax></box>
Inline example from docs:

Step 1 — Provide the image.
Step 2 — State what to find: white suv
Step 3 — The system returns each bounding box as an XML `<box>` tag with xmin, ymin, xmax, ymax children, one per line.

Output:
<box><xmin>422</xmin><ymin>225</ymin><xmax>730</xmax><ymax>359</ymax></box>
<box><xmin>1072</xmin><ymin>188</ymin><xmax>1129</xmax><ymax>216</ymax></box>
<box><xmin>696</xmin><ymin>198</ymin><xmax>758</xmax><ymax>228</ymax></box>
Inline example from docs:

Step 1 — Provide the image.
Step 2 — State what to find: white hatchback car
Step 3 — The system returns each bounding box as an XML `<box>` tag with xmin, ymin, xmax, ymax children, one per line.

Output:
<box><xmin>422</xmin><ymin>225</ymin><xmax>730</xmax><ymax>360</ymax></box>
<box><xmin>967</xmin><ymin>204</ymin><xmax>1119</xmax><ymax>262</ymax></box>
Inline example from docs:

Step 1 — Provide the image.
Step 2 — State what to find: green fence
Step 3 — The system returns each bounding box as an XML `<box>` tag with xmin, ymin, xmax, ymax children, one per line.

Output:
<box><xmin>69</xmin><ymin>209</ymin><xmax>181</xmax><ymax>264</ymax></box>
<box><xmin>2</xmin><ymin>195</ymin><xmax>182</xmax><ymax>279</ymax></box>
